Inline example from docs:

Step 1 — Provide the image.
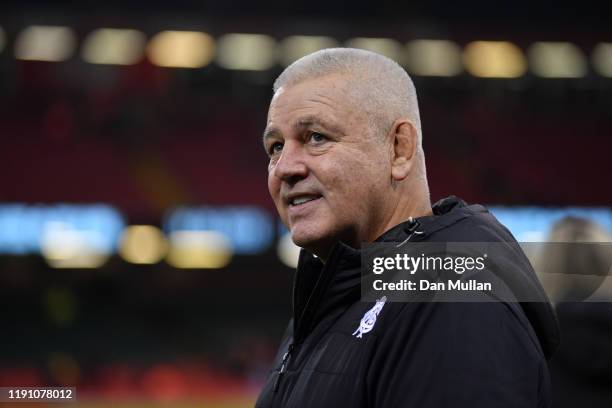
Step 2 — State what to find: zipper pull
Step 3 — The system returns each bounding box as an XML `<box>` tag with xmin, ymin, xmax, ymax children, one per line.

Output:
<box><xmin>273</xmin><ymin>343</ymin><xmax>294</xmax><ymax>393</ymax></box>
<box><xmin>396</xmin><ymin>218</ymin><xmax>424</xmax><ymax>248</ymax></box>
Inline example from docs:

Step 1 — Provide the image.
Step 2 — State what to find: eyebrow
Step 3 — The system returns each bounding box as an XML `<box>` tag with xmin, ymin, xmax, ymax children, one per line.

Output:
<box><xmin>295</xmin><ymin>115</ymin><xmax>345</xmax><ymax>136</ymax></box>
<box><xmin>262</xmin><ymin>115</ymin><xmax>345</xmax><ymax>147</ymax></box>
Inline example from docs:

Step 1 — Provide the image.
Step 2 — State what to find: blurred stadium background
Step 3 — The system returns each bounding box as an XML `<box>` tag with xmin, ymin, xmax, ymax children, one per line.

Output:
<box><xmin>0</xmin><ymin>0</ymin><xmax>611</xmax><ymax>407</ymax></box>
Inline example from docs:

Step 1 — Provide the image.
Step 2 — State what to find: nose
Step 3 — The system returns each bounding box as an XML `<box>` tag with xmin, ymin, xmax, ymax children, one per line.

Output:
<box><xmin>271</xmin><ymin>141</ymin><xmax>308</xmax><ymax>186</ymax></box>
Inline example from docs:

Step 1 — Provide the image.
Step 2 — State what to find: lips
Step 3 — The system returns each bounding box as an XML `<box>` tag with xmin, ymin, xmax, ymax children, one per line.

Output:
<box><xmin>285</xmin><ymin>192</ymin><xmax>323</xmax><ymax>207</ymax></box>
<box><xmin>290</xmin><ymin>195</ymin><xmax>321</xmax><ymax>206</ymax></box>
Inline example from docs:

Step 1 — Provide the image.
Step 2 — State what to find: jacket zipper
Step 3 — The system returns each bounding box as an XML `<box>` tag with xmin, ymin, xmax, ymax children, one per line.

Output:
<box><xmin>273</xmin><ymin>343</ymin><xmax>294</xmax><ymax>393</ymax></box>
<box><xmin>395</xmin><ymin>217</ymin><xmax>424</xmax><ymax>248</ymax></box>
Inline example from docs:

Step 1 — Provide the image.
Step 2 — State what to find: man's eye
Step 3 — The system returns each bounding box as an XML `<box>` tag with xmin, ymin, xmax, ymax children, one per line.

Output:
<box><xmin>269</xmin><ymin>142</ymin><xmax>283</xmax><ymax>155</ymax></box>
<box><xmin>309</xmin><ymin>132</ymin><xmax>327</xmax><ymax>143</ymax></box>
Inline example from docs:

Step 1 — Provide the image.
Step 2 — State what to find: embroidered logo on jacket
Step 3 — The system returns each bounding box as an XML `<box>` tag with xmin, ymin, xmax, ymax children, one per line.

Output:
<box><xmin>352</xmin><ymin>296</ymin><xmax>387</xmax><ymax>338</ymax></box>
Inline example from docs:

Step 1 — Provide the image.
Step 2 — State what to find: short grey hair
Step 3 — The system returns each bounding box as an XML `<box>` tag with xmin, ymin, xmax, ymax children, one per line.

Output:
<box><xmin>273</xmin><ymin>48</ymin><xmax>422</xmax><ymax>144</ymax></box>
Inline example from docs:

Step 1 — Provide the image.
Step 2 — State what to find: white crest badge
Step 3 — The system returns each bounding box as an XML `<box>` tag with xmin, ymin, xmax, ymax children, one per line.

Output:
<box><xmin>352</xmin><ymin>296</ymin><xmax>387</xmax><ymax>338</ymax></box>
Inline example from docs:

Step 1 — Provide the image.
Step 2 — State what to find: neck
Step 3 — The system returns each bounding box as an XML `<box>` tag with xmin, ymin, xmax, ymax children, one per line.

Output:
<box><xmin>312</xmin><ymin>184</ymin><xmax>432</xmax><ymax>262</ymax></box>
<box><xmin>371</xmin><ymin>182</ymin><xmax>432</xmax><ymax>242</ymax></box>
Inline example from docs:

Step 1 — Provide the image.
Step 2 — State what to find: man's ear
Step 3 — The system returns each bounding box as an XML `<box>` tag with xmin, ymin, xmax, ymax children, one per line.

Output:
<box><xmin>390</xmin><ymin>119</ymin><xmax>418</xmax><ymax>181</ymax></box>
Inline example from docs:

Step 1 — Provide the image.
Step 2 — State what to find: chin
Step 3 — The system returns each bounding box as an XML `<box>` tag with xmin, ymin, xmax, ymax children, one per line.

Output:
<box><xmin>290</xmin><ymin>225</ymin><xmax>338</xmax><ymax>258</ymax></box>
<box><xmin>290</xmin><ymin>229</ymin><xmax>320</xmax><ymax>249</ymax></box>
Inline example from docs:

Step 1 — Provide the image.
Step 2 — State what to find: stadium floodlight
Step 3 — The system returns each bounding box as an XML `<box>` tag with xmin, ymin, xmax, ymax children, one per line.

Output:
<box><xmin>528</xmin><ymin>42</ymin><xmax>587</xmax><ymax>78</ymax></box>
<box><xmin>217</xmin><ymin>33</ymin><xmax>277</xmax><ymax>70</ymax></box>
<box><xmin>147</xmin><ymin>30</ymin><xmax>215</xmax><ymax>68</ymax></box>
<box><xmin>119</xmin><ymin>225</ymin><xmax>167</xmax><ymax>264</ymax></box>
<box><xmin>41</xmin><ymin>221</ymin><xmax>109</xmax><ymax>268</ymax></box>
<box><xmin>0</xmin><ymin>204</ymin><xmax>124</xmax><ymax>256</ymax></box>
<box><xmin>82</xmin><ymin>28</ymin><xmax>146</xmax><ymax>65</ymax></box>
<box><xmin>279</xmin><ymin>35</ymin><xmax>338</xmax><ymax>66</ymax></box>
<box><xmin>15</xmin><ymin>25</ymin><xmax>76</xmax><ymax>62</ymax></box>
<box><xmin>592</xmin><ymin>43</ymin><xmax>612</xmax><ymax>78</ymax></box>
<box><xmin>164</xmin><ymin>206</ymin><xmax>273</xmax><ymax>254</ymax></box>
<box><xmin>345</xmin><ymin>37</ymin><xmax>402</xmax><ymax>62</ymax></box>
<box><xmin>463</xmin><ymin>41</ymin><xmax>527</xmax><ymax>78</ymax></box>
<box><xmin>404</xmin><ymin>39</ymin><xmax>463</xmax><ymax>76</ymax></box>
<box><xmin>166</xmin><ymin>230</ymin><xmax>233</xmax><ymax>269</ymax></box>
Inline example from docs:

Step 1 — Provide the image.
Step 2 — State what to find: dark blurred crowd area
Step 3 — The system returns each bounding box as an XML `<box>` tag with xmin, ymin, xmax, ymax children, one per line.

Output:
<box><xmin>0</xmin><ymin>2</ymin><xmax>611</xmax><ymax>405</ymax></box>
<box><xmin>2</xmin><ymin>56</ymin><xmax>610</xmax><ymax>211</ymax></box>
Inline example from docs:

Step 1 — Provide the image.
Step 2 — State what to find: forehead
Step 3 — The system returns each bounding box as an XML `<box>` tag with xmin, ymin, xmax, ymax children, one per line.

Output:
<box><xmin>267</xmin><ymin>74</ymin><xmax>354</xmax><ymax>129</ymax></box>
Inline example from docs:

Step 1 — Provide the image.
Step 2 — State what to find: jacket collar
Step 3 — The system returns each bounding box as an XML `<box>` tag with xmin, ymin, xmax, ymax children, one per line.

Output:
<box><xmin>292</xmin><ymin>242</ymin><xmax>361</xmax><ymax>342</ymax></box>
<box><xmin>374</xmin><ymin>195</ymin><xmax>484</xmax><ymax>243</ymax></box>
<box><xmin>291</xmin><ymin>196</ymin><xmax>474</xmax><ymax>342</ymax></box>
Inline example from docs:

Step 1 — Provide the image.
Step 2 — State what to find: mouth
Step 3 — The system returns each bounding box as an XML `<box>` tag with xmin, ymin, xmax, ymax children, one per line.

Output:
<box><xmin>286</xmin><ymin>194</ymin><xmax>322</xmax><ymax>207</ymax></box>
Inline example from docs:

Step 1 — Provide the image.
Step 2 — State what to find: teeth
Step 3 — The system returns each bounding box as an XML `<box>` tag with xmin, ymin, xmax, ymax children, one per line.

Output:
<box><xmin>292</xmin><ymin>196</ymin><xmax>317</xmax><ymax>205</ymax></box>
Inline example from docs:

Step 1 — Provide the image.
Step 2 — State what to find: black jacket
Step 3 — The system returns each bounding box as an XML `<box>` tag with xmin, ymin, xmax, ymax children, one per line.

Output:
<box><xmin>549</xmin><ymin>301</ymin><xmax>612</xmax><ymax>408</ymax></box>
<box><xmin>255</xmin><ymin>196</ymin><xmax>560</xmax><ymax>408</ymax></box>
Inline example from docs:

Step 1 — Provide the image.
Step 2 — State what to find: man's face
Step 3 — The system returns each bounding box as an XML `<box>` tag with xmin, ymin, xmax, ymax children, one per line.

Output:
<box><xmin>264</xmin><ymin>74</ymin><xmax>392</xmax><ymax>257</ymax></box>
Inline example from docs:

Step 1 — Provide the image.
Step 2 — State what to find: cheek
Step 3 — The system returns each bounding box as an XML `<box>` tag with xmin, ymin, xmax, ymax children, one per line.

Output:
<box><xmin>326</xmin><ymin>157</ymin><xmax>387</xmax><ymax>206</ymax></box>
<box><xmin>267</xmin><ymin>172</ymin><xmax>287</xmax><ymax>216</ymax></box>
<box><xmin>267</xmin><ymin>169</ymin><xmax>279</xmax><ymax>195</ymax></box>
<box><xmin>322</xmin><ymin>163</ymin><xmax>366</xmax><ymax>204</ymax></box>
